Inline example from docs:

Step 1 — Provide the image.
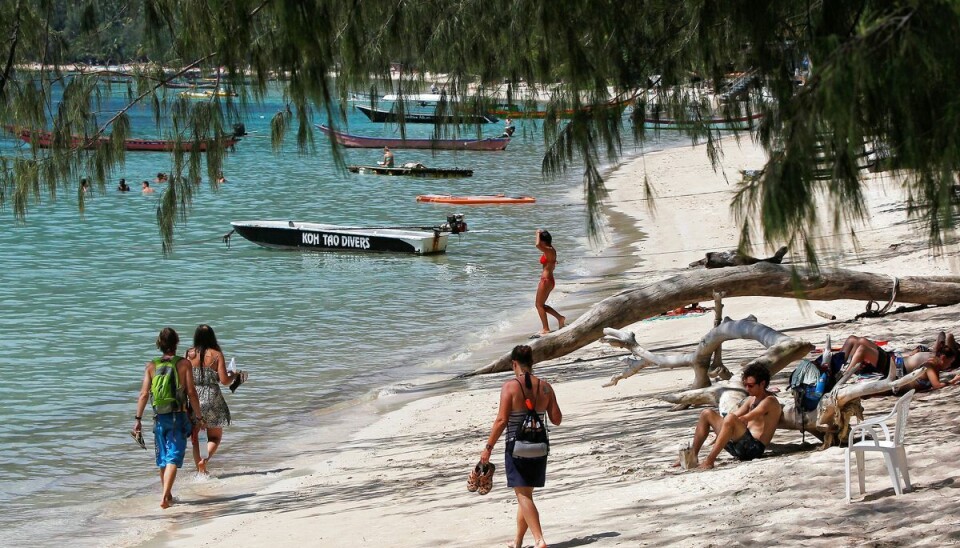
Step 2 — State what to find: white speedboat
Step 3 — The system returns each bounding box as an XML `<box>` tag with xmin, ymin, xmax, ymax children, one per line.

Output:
<box><xmin>227</xmin><ymin>215</ymin><xmax>467</xmax><ymax>255</ymax></box>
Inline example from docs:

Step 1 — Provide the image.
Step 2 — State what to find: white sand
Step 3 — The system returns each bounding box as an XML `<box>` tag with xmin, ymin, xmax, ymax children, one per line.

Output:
<box><xmin>136</xmin><ymin>137</ymin><xmax>960</xmax><ymax>547</ymax></box>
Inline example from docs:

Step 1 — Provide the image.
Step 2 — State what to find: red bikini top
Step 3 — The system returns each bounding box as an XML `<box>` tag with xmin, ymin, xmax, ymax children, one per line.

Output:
<box><xmin>540</xmin><ymin>254</ymin><xmax>547</xmax><ymax>265</ymax></box>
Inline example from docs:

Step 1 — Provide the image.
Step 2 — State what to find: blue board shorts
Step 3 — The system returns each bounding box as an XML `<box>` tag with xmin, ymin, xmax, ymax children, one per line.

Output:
<box><xmin>153</xmin><ymin>412</ymin><xmax>192</xmax><ymax>468</ymax></box>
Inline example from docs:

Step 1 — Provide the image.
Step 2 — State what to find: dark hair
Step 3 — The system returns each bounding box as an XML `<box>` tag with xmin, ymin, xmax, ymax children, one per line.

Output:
<box><xmin>156</xmin><ymin>327</ymin><xmax>179</xmax><ymax>354</ymax></box>
<box><xmin>511</xmin><ymin>345</ymin><xmax>535</xmax><ymax>389</ymax></box>
<box><xmin>741</xmin><ymin>363</ymin><xmax>770</xmax><ymax>387</ymax></box>
<box><xmin>931</xmin><ymin>332</ymin><xmax>958</xmax><ymax>369</ymax></box>
<box><xmin>539</xmin><ymin>230</ymin><xmax>552</xmax><ymax>245</ymax></box>
<box><xmin>142</xmin><ymin>181</ymin><xmax>149</xmax><ymax>187</ymax></box>
<box><xmin>193</xmin><ymin>324</ymin><xmax>222</xmax><ymax>353</ymax></box>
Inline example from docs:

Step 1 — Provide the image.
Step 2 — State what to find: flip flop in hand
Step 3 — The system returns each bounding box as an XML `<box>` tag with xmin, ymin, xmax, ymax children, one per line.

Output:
<box><xmin>130</xmin><ymin>430</ymin><xmax>146</xmax><ymax>449</ymax></box>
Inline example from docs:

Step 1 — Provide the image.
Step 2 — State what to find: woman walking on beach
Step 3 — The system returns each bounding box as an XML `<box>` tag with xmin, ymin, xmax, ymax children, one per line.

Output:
<box><xmin>535</xmin><ymin>229</ymin><xmax>565</xmax><ymax>336</ymax></box>
<box><xmin>186</xmin><ymin>324</ymin><xmax>243</xmax><ymax>474</ymax></box>
<box><xmin>480</xmin><ymin>345</ymin><xmax>562</xmax><ymax>548</ymax></box>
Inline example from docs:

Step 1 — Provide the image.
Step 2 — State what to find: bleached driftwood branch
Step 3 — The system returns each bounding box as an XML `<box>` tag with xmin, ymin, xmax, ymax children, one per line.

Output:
<box><xmin>600</xmin><ymin>316</ymin><xmax>813</xmax><ymax>389</ymax></box>
<box><xmin>464</xmin><ymin>263</ymin><xmax>960</xmax><ymax>377</ymax></box>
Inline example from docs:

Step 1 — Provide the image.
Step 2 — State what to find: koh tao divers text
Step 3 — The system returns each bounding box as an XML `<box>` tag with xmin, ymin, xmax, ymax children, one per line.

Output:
<box><xmin>302</xmin><ymin>231</ymin><xmax>371</xmax><ymax>249</ymax></box>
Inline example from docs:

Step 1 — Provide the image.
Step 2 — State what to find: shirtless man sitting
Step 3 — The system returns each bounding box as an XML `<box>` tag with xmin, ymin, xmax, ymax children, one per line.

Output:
<box><xmin>688</xmin><ymin>363</ymin><xmax>782</xmax><ymax>470</ymax></box>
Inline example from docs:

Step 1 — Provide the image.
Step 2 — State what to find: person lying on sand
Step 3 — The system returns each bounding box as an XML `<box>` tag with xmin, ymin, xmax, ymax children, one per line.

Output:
<box><xmin>839</xmin><ymin>332</ymin><xmax>960</xmax><ymax>391</ymax></box>
<box><xmin>683</xmin><ymin>363</ymin><xmax>781</xmax><ymax>470</ymax></box>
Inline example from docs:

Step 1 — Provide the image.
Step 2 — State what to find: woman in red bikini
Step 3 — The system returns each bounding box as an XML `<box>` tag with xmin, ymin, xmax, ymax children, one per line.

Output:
<box><xmin>535</xmin><ymin>229</ymin><xmax>565</xmax><ymax>336</ymax></box>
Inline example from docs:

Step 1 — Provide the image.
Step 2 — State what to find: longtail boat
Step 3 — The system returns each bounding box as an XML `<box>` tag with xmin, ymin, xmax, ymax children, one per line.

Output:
<box><xmin>643</xmin><ymin>111</ymin><xmax>763</xmax><ymax>130</ymax></box>
<box><xmin>11</xmin><ymin>128</ymin><xmax>238</xmax><ymax>152</ymax></box>
<box><xmin>348</xmin><ymin>164</ymin><xmax>473</xmax><ymax>178</ymax></box>
<box><xmin>316</xmin><ymin>124</ymin><xmax>509</xmax><ymax>151</ymax></box>
<box><xmin>416</xmin><ymin>194</ymin><xmax>536</xmax><ymax>205</ymax></box>
<box><xmin>488</xmin><ymin>98</ymin><xmax>633</xmax><ymax>119</ymax></box>
<box><xmin>355</xmin><ymin>105</ymin><xmax>498</xmax><ymax>125</ymax></box>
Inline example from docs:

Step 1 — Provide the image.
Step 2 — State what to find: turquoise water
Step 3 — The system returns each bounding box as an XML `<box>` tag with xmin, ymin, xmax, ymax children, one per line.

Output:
<box><xmin>0</xmin><ymin>87</ymin><xmax>684</xmax><ymax>545</ymax></box>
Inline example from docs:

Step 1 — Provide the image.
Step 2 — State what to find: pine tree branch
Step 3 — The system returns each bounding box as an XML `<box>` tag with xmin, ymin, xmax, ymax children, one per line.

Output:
<box><xmin>0</xmin><ymin>0</ymin><xmax>23</xmax><ymax>99</ymax></box>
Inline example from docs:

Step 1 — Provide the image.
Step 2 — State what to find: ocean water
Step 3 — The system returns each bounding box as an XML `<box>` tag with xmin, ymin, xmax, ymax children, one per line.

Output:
<box><xmin>0</xmin><ymin>85</ymin><xmax>686</xmax><ymax>545</ymax></box>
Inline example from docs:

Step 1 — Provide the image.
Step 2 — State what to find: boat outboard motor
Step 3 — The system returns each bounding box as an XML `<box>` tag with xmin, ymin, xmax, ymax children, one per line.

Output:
<box><xmin>444</xmin><ymin>214</ymin><xmax>467</xmax><ymax>234</ymax></box>
<box><xmin>232</xmin><ymin>122</ymin><xmax>247</xmax><ymax>137</ymax></box>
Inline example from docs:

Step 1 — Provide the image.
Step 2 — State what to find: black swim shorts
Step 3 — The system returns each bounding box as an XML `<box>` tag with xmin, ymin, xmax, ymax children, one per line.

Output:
<box><xmin>724</xmin><ymin>429</ymin><xmax>766</xmax><ymax>461</ymax></box>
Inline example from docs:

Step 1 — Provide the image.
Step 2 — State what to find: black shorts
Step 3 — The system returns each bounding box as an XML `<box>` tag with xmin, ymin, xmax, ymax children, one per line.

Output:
<box><xmin>724</xmin><ymin>429</ymin><xmax>766</xmax><ymax>461</ymax></box>
<box><xmin>504</xmin><ymin>441</ymin><xmax>547</xmax><ymax>488</ymax></box>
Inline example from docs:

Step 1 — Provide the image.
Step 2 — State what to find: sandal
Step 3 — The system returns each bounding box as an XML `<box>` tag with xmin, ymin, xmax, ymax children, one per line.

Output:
<box><xmin>130</xmin><ymin>430</ymin><xmax>146</xmax><ymax>449</ymax></box>
<box><xmin>477</xmin><ymin>462</ymin><xmax>495</xmax><ymax>495</ymax></box>
<box><xmin>467</xmin><ymin>461</ymin><xmax>483</xmax><ymax>492</ymax></box>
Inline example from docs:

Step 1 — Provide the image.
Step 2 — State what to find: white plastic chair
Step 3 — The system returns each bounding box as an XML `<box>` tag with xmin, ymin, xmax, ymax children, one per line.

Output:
<box><xmin>845</xmin><ymin>389</ymin><xmax>915</xmax><ymax>502</ymax></box>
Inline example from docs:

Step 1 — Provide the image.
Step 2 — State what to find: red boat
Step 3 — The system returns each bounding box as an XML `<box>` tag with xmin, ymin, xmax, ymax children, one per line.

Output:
<box><xmin>316</xmin><ymin>124</ymin><xmax>509</xmax><ymax>151</ymax></box>
<box><xmin>11</xmin><ymin>128</ymin><xmax>238</xmax><ymax>152</ymax></box>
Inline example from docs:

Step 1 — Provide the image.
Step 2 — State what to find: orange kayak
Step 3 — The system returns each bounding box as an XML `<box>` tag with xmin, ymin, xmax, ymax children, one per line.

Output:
<box><xmin>416</xmin><ymin>194</ymin><xmax>536</xmax><ymax>205</ymax></box>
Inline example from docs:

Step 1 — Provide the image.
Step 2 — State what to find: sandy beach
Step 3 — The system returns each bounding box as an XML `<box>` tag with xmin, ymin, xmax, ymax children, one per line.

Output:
<box><xmin>136</xmin><ymin>136</ymin><xmax>960</xmax><ymax>547</ymax></box>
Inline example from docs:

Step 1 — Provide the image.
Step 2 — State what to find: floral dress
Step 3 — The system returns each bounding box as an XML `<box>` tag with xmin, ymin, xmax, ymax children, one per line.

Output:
<box><xmin>193</xmin><ymin>366</ymin><xmax>231</xmax><ymax>427</ymax></box>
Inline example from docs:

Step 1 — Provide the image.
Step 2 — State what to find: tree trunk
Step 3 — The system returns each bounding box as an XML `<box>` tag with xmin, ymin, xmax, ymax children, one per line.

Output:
<box><xmin>464</xmin><ymin>263</ymin><xmax>960</xmax><ymax>377</ymax></box>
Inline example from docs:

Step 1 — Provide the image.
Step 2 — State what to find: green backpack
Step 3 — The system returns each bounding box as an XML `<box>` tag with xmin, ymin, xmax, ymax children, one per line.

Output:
<box><xmin>151</xmin><ymin>356</ymin><xmax>183</xmax><ymax>414</ymax></box>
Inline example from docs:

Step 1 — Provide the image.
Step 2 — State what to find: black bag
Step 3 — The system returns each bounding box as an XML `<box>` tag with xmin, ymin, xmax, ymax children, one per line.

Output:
<box><xmin>511</xmin><ymin>378</ymin><xmax>549</xmax><ymax>458</ymax></box>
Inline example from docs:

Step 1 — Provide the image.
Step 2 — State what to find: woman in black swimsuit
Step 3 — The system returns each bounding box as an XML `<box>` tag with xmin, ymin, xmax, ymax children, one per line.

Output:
<box><xmin>480</xmin><ymin>345</ymin><xmax>562</xmax><ymax>548</ymax></box>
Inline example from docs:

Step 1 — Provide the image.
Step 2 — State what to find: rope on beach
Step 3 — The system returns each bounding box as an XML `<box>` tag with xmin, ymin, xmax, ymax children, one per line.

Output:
<box><xmin>860</xmin><ymin>275</ymin><xmax>900</xmax><ymax>318</ymax></box>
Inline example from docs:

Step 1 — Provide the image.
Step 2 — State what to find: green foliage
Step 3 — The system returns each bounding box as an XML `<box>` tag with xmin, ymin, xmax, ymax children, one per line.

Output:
<box><xmin>1</xmin><ymin>1</ymin><xmax>960</xmax><ymax>258</ymax></box>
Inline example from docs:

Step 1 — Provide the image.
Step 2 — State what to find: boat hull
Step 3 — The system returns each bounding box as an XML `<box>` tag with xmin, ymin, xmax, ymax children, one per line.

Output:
<box><xmin>316</xmin><ymin>124</ymin><xmax>509</xmax><ymax>151</ymax></box>
<box><xmin>12</xmin><ymin>128</ymin><xmax>237</xmax><ymax>152</ymax></box>
<box><xmin>348</xmin><ymin>165</ymin><xmax>473</xmax><ymax>178</ymax></box>
<box><xmin>643</xmin><ymin>112</ymin><xmax>763</xmax><ymax>130</ymax></box>
<box><xmin>416</xmin><ymin>194</ymin><xmax>536</xmax><ymax>205</ymax></box>
<box><xmin>230</xmin><ymin>221</ymin><xmax>449</xmax><ymax>255</ymax></box>
<box><xmin>355</xmin><ymin>104</ymin><xmax>498</xmax><ymax>124</ymax></box>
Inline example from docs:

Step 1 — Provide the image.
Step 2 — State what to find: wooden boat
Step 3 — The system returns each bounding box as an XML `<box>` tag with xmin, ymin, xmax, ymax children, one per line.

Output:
<box><xmin>11</xmin><ymin>127</ymin><xmax>238</xmax><ymax>152</ymax></box>
<box><xmin>643</xmin><ymin>111</ymin><xmax>763</xmax><ymax>130</ymax></box>
<box><xmin>227</xmin><ymin>215</ymin><xmax>467</xmax><ymax>255</ymax></box>
<box><xmin>180</xmin><ymin>88</ymin><xmax>237</xmax><ymax>99</ymax></box>
<box><xmin>416</xmin><ymin>194</ymin><xmax>536</xmax><ymax>205</ymax></box>
<box><xmin>488</xmin><ymin>98</ymin><xmax>632</xmax><ymax>119</ymax></box>
<box><xmin>348</xmin><ymin>164</ymin><xmax>473</xmax><ymax>178</ymax></box>
<box><xmin>316</xmin><ymin>124</ymin><xmax>509</xmax><ymax>151</ymax></box>
<box><xmin>355</xmin><ymin>104</ymin><xmax>498</xmax><ymax>124</ymax></box>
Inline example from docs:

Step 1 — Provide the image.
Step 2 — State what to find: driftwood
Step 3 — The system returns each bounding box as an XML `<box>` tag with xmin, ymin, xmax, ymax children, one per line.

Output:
<box><xmin>606</xmin><ymin>318</ymin><xmax>934</xmax><ymax>447</ymax></box>
<box><xmin>600</xmin><ymin>316</ymin><xmax>813</xmax><ymax>388</ymax></box>
<box><xmin>464</xmin><ymin>263</ymin><xmax>960</xmax><ymax>377</ymax></box>
<box><xmin>689</xmin><ymin>246</ymin><xmax>789</xmax><ymax>269</ymax></box>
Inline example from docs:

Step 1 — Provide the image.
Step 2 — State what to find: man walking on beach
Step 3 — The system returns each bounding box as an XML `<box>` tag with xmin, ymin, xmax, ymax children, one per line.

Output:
<box><xmin>134</xmin><ymin>327</ymin><xmax>205</xmax><ymax>508</ymax></box>
<box><xmin>686</xmin><ymin>363</ymin><xmax>781</xmax><ymax>470</ymax></box>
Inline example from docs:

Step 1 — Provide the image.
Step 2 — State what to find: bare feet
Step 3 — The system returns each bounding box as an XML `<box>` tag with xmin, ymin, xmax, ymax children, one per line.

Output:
<box><xmin>160</xmin><ymin>493</ymin><xmax>173</xmax><ymax>509</ymax></box>
<box><xmin>535</xmin><ymin>539</ymin><xmax>548</xmax><ymax>548</ymax></box>
<box><xmin>198</xmin><ymin>458</ymin><xmax>208</xmax><ymax>475</ymax></box>
<box><xmin>538</xmin><ymin>329</ymin><xmax>550</xmax><ymax>335</ymax></box>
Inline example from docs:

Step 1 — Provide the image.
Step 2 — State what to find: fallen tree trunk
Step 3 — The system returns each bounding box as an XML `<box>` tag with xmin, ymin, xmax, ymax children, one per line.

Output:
<box><xmin>464</xmin><ymin>263</ymin><xmax>960</xmax><ymax>376</ymax></box>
